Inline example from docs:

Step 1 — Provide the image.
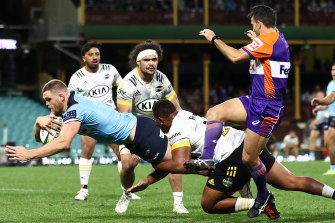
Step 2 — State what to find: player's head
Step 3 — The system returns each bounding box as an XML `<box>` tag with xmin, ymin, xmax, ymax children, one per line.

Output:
<box><xmin>316</xmin><ymin>90</ymin><xmax>325</xmax><ymax>99</ymax></box>
<box><xmin>152</xmin><ymin>99</ymin><xmax>176</xmax><ymax>133</ymax></box>
<box><xmin>42</xmin><ymin>79</ymin><xmax>69</xmax><ymax>116</ymax></box>
<box><xmin>81</xmin><ymin>41</ymin><xmax>102</xmax><ymax>72</ymax></box>
<box><xmin>248</xmin><ymin>5</ymin><xmax>276</xmax><ymax>35</ymax></box>
<box><xmin>128</xmin><ymin>39</ymin><xmax>163</xmax><ymax>76</ymax></box>
<box><xmin>289</xmin><ymin>130</ymin><xmax>296</xmax><ymax>138</ymax></box>
<box><xmin>331</xmin><ymin>62</ymin><xmax>335</xmax><ymax>80</ymax></box>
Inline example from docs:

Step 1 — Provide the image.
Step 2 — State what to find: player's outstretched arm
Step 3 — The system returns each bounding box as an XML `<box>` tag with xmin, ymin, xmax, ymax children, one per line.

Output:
<box><xmin>312</xmin><ymin>92</ymin><xmax>335</xmax><ymax>106</ymax></box>
<box><xmin>127</xmin><ymin>168</ymin><xmax>169</xmax><ymax>193</ymax></box>
<box><xmin>7</xmin><ymin>121</ymin><xmax>80</xmax><ymax>161</ymax></box>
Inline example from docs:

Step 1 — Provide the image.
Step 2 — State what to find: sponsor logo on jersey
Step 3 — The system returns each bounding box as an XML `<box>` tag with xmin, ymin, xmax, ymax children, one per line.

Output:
<box><xmin>63</xmin><ymin>110</ymin><xmax>77</xmax><ymax>122</ymax></box>
<box><xmin>136</xmin><ymin>99</ymin><xmax>158</xmax><ymax>112</ymax></box>
<box><xmin>170</xmin><ymin>132</ymin><xmax>181</xmax><ymax>140</ymax></box>
<box><xmin>104</xmin><ymin>73</ymin><xmax>111</xmax><ymax>79</ymax></box>
<box><xmin>156</xmin><ymin>85</ymin><xmax>163</xmax><ymax>92</ymax></box>
<box><xmin>246</xmin><ymin>37</ymin><xmax>264</xmax><ymax>51</ymax></box>
<box><xmin>221</xmin><ymin>127</ymin><xmax>230</xmax><ymax>137</ymax></box>
<box><xmin>144</xmin><ymin>149</ymin><xmax>159</xmax><ymax>161</ymax></box>
<box><xmin>134</xmin><ymin>90</ymin><xmax>141</xmax><ymax>96</ymax></box>
<box><xmin>208</xmin><ymin>179</ymin><xmax>215</xmax><ymax>186</ymax></box>
<box><xmin>222</xmin><ymin>177</ymin><xmax>233</xmax><ymax>187</ymax></box>
<box><xmin>252</xmin><ymin>120</ymin><xmax>260</xmax><ymax>125</ymax></box>
<box><xmin>88</xmin><ymin>85</ymin><xmax>110</xmax><ymax>98</ymax></box>
<box><xmin>226</xmin><ymin>166</ymin><xmax>237</xmax><ymax>177</ymax></box>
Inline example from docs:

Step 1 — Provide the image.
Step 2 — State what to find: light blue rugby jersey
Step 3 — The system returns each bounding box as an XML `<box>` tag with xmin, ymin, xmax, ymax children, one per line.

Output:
<box><xmin>316</xmin><ymin>106</ymin><xmax>328</xmax><ymax>124</ymax></box>
<box><xmin>326</xmin><ymin>80</ymin><xmax>335</xmax><ymax>116</ymax></box>
<box><xmin>62</xmin><ymin>91</ymin><xmax>137</xmax><ymax>144</ymax></box>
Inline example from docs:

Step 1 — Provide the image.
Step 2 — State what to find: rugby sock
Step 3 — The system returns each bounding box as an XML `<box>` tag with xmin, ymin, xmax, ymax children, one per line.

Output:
<box><xmin>173</xmin><ymin>192</ymin><xmax>184</xmax><ymax>205</ymax></box>
<box><xmin>79</xmin><ymin>157</ymin><xmax>92</xmax><ymax>186</ymax></box>
<box><xmin>202</xmin><ymin>121</ymin><xmax>223</xmax><ymax>159</ymax></box>
<box><xmin>322</xmin><ymin>185</ymin><xmax>335</xmax><ymax>199</ymax></box>
<box><xmin>250</xmin><ymin>161</ymin><xmax>268</xmax><ymax>201</ymax></box>
<box><xmin>117</xmin><ymin>161</ymin><xmax>122</xmax><ymax>174</ymax></box>
<box><xmin>330</xmin><ymin>165</ymin><xmax>335</xmax><ymax>172</ymax></box>
<box><xmin>309</xmin><ymin>151</ymin><xmax>315</xmax><ymax>159</ymax></box>
<box><xmin>235</xmin><ymin>197</ymin><xmax>255</xmax><ymax>212</ymax></box>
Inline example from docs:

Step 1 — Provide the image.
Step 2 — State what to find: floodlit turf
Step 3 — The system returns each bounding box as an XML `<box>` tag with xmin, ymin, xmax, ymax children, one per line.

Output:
<box><xmin>0</xmin><ymin>161</ymin><xmax>334</xmax><ymax>222</ymax></box>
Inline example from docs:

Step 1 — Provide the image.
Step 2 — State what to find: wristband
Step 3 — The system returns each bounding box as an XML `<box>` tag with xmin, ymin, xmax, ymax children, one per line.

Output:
<box><xmin>211</xmin><ymin>35</ymin><xmax>220</xmax><ymax>44</ymax></box>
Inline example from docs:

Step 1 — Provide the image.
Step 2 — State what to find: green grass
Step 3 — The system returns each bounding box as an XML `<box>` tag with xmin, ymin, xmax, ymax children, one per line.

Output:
<box><xmin>0</xmin><ymin>161</ymin><xmax>334</xmax><ymax>222</ymax></box>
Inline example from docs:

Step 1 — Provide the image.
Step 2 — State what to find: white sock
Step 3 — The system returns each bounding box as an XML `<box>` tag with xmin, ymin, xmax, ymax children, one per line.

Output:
<box><xmin>79</xmin><ymin>157</ymin><xmax>92</xmax><ymax>185</ymax></box>
<box><xmin>235</xmin><ymin>197</ymin><xmax>255</xmax><ymax>212</ymax></box>
<box><xmin>117</xmin><ymin>161</ymin><xmax>122</xmax><ymax>174</ymax></box>
<box><xmin>322</xmin><ymin>185</ymin><xmax>335</xmax><ymax>198</ymax></box>
<box><xmin>173</xmin><ymin>192</ymin><xmax>184</xmax><ymax>205</ymax></box>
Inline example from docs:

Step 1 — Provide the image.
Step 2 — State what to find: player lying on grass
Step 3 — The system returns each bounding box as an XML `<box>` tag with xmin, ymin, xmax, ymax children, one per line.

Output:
<box><xmin>127</xmin><ymin>99</ymin><xmax>335</xmax><ymax>219</ymax></box>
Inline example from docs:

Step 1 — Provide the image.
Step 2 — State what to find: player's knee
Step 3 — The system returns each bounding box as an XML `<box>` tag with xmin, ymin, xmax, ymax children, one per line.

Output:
<box><xmin>242</xmin><ymin>155</ymin><xmax>255</xmax><ymax>168</ymax></box>
<box><xmin>121</xmin><ymin>156</ymin><xmax>139</xmax><ymax>170</ymax></box>
<box><xmin>201</xmin><ymin>199</ymin><xmax>215</xmax><ymax>214</ymax></box>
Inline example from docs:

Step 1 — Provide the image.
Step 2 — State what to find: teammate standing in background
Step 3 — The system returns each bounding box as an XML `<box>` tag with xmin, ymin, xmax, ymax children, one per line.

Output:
<box><xmin>185</xmin><ymin>5</ymin><xmax>290</xmax><ymax>218</ymax></box>
<box><xmin>309</xmin><ymin>91</ymin><xmax>329</xmax><ymax>161</ymax></box>
<box><xmin>116</xmin><ymin>39</ymin><xmax>188</xmax><ymax>214</ymax></box>
<box><xmin>311</xmin><ymin>63</ymin><xmax>335</xmax><ymax>175</ymax></box>
<box><xmin>68</xmin><ymin>42</ymin><xmax>128</xmax><ymax>200</ymax></box>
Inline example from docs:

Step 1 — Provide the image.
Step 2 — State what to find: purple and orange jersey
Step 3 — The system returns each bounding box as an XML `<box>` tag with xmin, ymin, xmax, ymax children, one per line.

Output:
<box><xmin>242</xmin><ymin>32</ymin><xmax>290</xmax><ymax>100</ymax></box>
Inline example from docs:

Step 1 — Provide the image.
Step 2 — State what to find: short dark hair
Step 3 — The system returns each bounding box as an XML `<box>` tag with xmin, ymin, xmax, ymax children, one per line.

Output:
<box><xmin>152</xmin><ymin>99</ymin><xmax>176</xmax><ymax>118</ymax></box>
<box><xmin>81</xmin><ymin>41</ymin><xmax>102</xmax><ymax>56</ymax></box>
<box><xmin>248</xmin><ymin>5</ymin><xmax>276</xmax><ymax>28</ymax></box>
<box><xmin>128</xmin><ymin>39</ymin><xmax>163</xmax><ymax>69</ymax></box>
<box><xmin>42</xmin><ymin>79</ymin><xmax>68</xmax><ymax>93</ymax></box>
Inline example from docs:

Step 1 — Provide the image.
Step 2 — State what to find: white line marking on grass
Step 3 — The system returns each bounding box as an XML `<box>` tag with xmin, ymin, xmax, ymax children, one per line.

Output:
<box><xmin>0</xmin><ymin>188</ymin><xmax>45</xmax><ymax>192</ymax></box>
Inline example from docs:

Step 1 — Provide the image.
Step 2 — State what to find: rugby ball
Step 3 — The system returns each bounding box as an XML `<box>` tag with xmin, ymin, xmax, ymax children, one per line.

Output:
<box><xmin>40</xmin><ymin>116</ymin><xmax>63</xmax><ymax>144</ymax></box>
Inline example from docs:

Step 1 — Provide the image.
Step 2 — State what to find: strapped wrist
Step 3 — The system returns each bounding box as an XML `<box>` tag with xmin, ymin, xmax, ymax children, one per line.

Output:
<box><xmin>211</xmin><ymin>35</ymin><xmax>220</xmax><ymax>44</ymax></box>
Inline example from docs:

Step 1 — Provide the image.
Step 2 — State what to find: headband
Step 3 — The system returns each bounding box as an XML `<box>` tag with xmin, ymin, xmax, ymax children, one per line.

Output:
<box><xmin>136</xmin><ymin>49</ymin><xmax>158</xmax><ymax>62</ymax></box>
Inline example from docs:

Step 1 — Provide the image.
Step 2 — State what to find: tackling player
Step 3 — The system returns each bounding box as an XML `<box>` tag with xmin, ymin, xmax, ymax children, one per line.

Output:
<box><xmin>115</xmin><ymin>39</ymin><xmax>188</xmax><ymax>214</ymax></box>
<box><xmin>128</xmin><ymin>99</ymin><xmax>335</xmax><ymax>219</ymax></box>
<box><xmin>67</xmin><ymin>42</ymin><xmax>128</xmax><ymax>201</ymax></box>
<box><xmin>186</xmin><ymin>5</ymin><xmax>290</xmax><ymax>218</ymax></box>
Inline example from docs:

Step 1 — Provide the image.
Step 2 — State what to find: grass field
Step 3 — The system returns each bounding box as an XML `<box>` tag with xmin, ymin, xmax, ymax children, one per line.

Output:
<box><xmin>0</xmin><ymin>161</ymin><xmax>334</xmax><ymax>223</ymax></box>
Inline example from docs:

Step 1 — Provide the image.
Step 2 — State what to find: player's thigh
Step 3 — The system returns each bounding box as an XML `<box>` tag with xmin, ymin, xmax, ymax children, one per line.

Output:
<box><xmin>207</xmin><ymin>98</ymin><xmax>247</xmax><ymax>124</ymax></box>
<box><xmin>201</xmin><ymin>186</ymin><xmax>235</xmax><ymax>210</ymax></box>
<box><xmin>110</xmin><ymin>144</ymin><xmax>121</xmax><ymax>161</ymax></box>
<box><xmin>80</xmin><ymin>135</ymin><xmax>97</xmax><ymax>156</ymax></box>
<box><xmin>325</xmin><ymin>127</ymin><xmax>335</xmax><ymax>146</ymax></box>
<box><xmin>310</xmin><ymin>130</ymin><xmax>320</xmax><ymax>141</ymax></box>
<box><xmin>266</xmin><ymin>161</ymin><xmax>297</xmax><ymax>190</ymax></box>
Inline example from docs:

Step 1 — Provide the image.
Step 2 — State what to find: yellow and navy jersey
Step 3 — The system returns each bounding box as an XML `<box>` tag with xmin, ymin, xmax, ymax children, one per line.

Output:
<box><xmin>242</xmin><ymin>32</ymin><xmax>290</xmax><ymax>100</ymax></box>
<box><xmin>68</xmin><ymin>63</ymin><xmax>122</xmax><ymax>109</ymax></box>
<box><xmin>168</xmin><ymin>110</ymin><xmax>245</xmax><ymax>161</ymax></box>
<box><xmin>117</xmin><ymin>67</ymin><xmax>176</xmax><ymax>118</ymax></box>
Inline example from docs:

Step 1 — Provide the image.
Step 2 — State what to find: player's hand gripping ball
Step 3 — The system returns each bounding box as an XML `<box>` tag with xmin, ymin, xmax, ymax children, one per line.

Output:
<box><xmin>40</xmin><ymin>116</ymin><xmax>63</xmax><ymax>144</ymax></box>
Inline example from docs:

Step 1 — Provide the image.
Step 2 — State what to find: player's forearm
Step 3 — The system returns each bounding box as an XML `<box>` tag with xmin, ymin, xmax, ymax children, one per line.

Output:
<box><xmin>146</xmin><ymin>169</ymin><xmax>169</xmax><ymax>185</ymax></box>
<box><xmin>29</xmin><ymin>138</ymin><xmax>70</xmax><ymax>159</ymax></box>
<box><xmin>214</xmin><ymin>41</ymin><xmax>244</xmax><ymax>64</ymax></box>
<box><xmin>33</xmin><ymin>121</ymin><xmax>42</xmax><ymax>142</ymax></box>
<box><xmin>320</xmin><ymin>93</ymin><xmax>335</xmax><ymax>105</ymax></box>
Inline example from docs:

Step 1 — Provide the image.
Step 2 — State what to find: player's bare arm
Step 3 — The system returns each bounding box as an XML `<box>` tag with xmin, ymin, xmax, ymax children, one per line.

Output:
<box><xmin>7</xmin><ymin>121</ymin><xmax>80</xmax><ymax>161</ymax></box>
<box><xmin>33</xmin><ymin>115</ymin><xmax>62</xmax><ymax>142</ymax></box>
<box><xmin>312</xmin><ymin>92</ymin><xmax>335</xmax><ymax>106</ymax></box>
<box><xmin>117</xmin><ymin>103</ymin><xmax>133</xmax><ymax>113</ymax></box>
<box><xmin>199</xmin><ymin>29</ymin><xmax>251</xmax><ymax>64</ymax></box>
<box><xmin>169</xmin><ymin>94</ymin><xmax>182</xmax><ymax>111</ymax></box>
<box><xmin>312</xmin><ymin>105</ymin><xmax>328</xmax><ymax>116</ymax></box>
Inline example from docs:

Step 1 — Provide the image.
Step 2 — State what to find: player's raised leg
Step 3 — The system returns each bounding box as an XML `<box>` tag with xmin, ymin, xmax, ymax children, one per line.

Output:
<box><xmin>75</xmin><ymin>135</ymin><xmax>96</xmax><ymax>201</ymax></box>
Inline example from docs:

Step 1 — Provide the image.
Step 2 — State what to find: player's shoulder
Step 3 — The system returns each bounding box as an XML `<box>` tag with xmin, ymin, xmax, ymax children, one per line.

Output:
<box><xmin>258</xmin><ymin>32</ymin><xmax>280</xmax><ymax>44</ymax></box>
<box><xmin>100</xmin><ymin>63</ymin><xmax>117</xmax><ymax>71</ymax></box>
<box><xmin>71</xmin><ymin>67</ymin><xmax>86</xmax><ymax>79</ymax></box>
<box><xmin>154</xmin><ymin>70</ymin><xmax>168</xmax><ymax>82</ymax></box>
<box><xmin>121</xmin><ymin>69</ymin><xmax>138</xmax><ymax>86</ymax></box>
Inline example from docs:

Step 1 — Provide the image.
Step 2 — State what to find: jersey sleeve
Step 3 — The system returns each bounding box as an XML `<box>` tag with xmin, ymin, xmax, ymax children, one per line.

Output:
<box><xmin>168</xmin><ymin>124</ymin><xmax>191</xmax><ymax>150</ymax></box>
<box><xmin>327</xmin><ymin>81</ymin><xmax>335</xmax><ymax>95</ymax></box>
<box><xmin>111</xmin><ymin>66</ymin><xmax>122</xmax><ymax>87</ymax></box>
<box><xmin>116</xmin><ymin>80</ymin><xmax>135</xmax><ymax>106</ymax></box>
<box><xmin>62</xmin><ymin>105</ymin><xmax>84</xmax><ymax>124</ymax></box>
<box><xmin>242</xmin><ymin>33</ymin><xmax>279</xmax><ymax>59</ymax></box>
<box><xmin>163</xmin><ymin>75</ymin><xmax>176</xmax><ymax>101</ymax></box>
<box><xmin>68</xmin><ymin>74</ymin><xmax>79</xmax><ymax>92</ymax></box>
